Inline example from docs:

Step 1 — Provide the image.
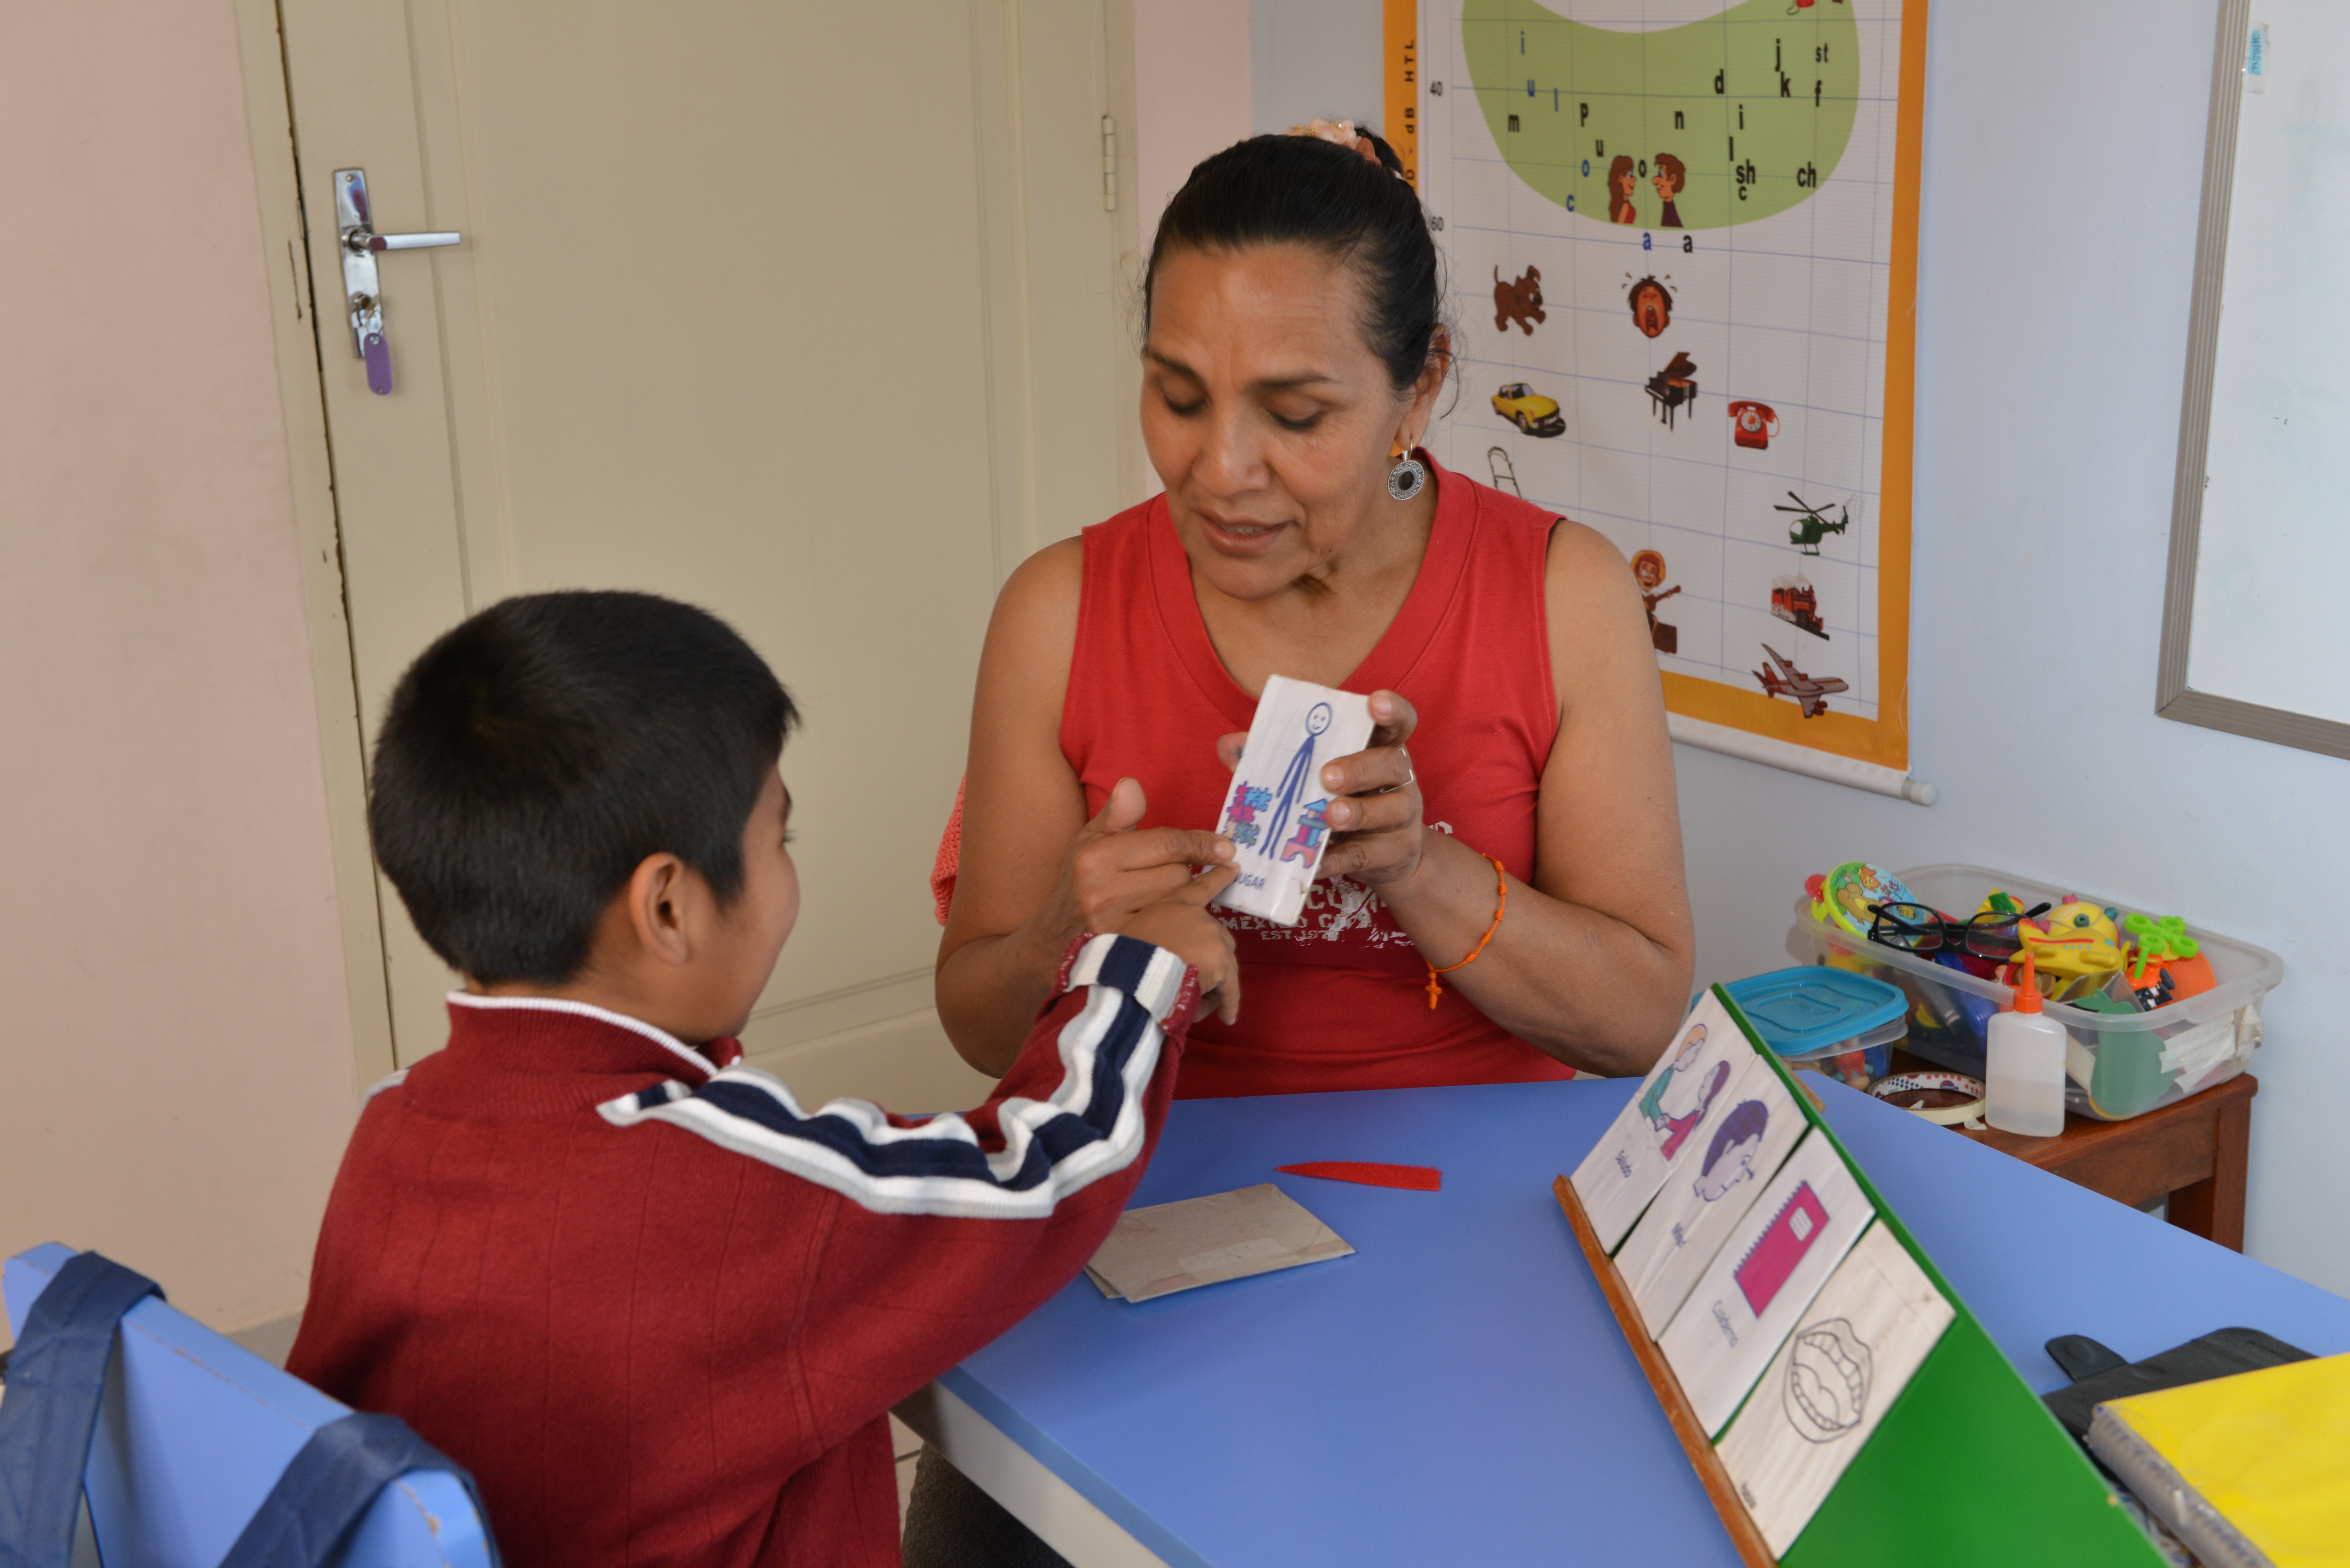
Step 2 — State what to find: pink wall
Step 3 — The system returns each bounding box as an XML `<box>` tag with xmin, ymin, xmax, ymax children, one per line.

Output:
<box><xmin>0</xmin><ymin>2</ymin><xmax>360</xmax><ymax>1335</ymax></box>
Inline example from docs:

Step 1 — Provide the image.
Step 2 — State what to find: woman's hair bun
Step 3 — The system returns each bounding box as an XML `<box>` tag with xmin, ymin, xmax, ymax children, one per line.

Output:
<box><xmin>1145</xmin><ymin>130</ymin><xmax>1442</xmax><ymax>396</ymax></box>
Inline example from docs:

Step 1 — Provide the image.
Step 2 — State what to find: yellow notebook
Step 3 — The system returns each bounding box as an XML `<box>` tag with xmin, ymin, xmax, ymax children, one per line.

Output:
<box><xmin>2087</xmin><ymin>1352</ymin><xmax>2350</xmax><ymax>1567</ymax></box>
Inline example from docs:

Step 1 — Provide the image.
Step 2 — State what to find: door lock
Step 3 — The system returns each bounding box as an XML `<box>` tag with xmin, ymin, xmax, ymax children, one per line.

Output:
<box><xmin>333</xmin><ymin>169</ymin><xmax>461</xmax><ymax>395</ymax></box>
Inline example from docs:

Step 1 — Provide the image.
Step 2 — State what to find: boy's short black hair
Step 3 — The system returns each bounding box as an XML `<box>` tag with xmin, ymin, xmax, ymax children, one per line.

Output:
<box><xmin>368</xmin><ymin>590</ymin><xmax>796</xmax><ymax>985</ymax></box>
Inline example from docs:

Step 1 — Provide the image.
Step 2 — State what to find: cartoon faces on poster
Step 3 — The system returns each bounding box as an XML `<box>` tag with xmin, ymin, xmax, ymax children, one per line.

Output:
<box><xmin>1631</xmin><ymin>549</ymin><xmax>1681</xmax><ymax>655</ymax></box>
<box><xmin>1785</xmin><ymin>1317</ymin><xmax>1874</xmax><ymax>1442</ymax></box>
<box><xmin>1608</xmin><ymin>154</ymin><xmax>1638</xmax><ymax>224</ymax></box>
<box><xmin>1628</xmin><ymin>274</ymin><xmax>1675</xmax><ymax>339</ymax></box>
<box><xmin>1695</xmin><ymin>1099</ymin><xmax>1772</xmax><ymax>1202</ymax></box>
<box><xmin>1652</xmin><ymin>152</ymin><xmax>1688</xmax><ymax>228</ymax></box>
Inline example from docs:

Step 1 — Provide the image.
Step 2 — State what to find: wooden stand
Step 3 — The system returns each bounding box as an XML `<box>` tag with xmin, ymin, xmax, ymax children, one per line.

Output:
<box><xmin>1552</xmin><ymin>1175</ymin><xmax>1776</xmax><ymax>1568</ymax></box>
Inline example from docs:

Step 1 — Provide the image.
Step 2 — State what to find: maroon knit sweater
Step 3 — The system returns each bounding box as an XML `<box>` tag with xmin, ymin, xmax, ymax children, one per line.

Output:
<box><xmin>288</xmin><ymin>934</ymin><xmax>1194</xmax><ymax>1566</ymax></box>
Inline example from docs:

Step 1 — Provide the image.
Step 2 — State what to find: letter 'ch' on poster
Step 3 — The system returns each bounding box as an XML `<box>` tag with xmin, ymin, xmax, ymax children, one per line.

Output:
<box><xmin>1569</xmin><ymin>992</ymin><xmax>1755</xmax><ymax>1252</ymax></box>
<box><xmin>1615</xmin><ymin>1052</ymin><xmax>1808</xmax><ymax>1338</ymax></box>
<box><xmin>1714</xmin><ymin>1222</ymin><xmax>1955</xmax><ymax>1557</ymax></box>
<box><xmin>1656</xmin><ymin>1127</ymin><xmax>1874</xmax><ymax>1436</ymax></box>
<box><xmin>1210</xmin><ymin>675</ymin><xmax>1377</xmax><ymax>926</ymax></box>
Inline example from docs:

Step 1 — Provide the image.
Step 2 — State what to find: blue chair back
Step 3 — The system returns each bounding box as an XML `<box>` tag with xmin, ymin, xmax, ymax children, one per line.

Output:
<box><xmin>4</xmin><ymin>1243</ymin><xmax>494</xmax><ymax>1568</ymax></box>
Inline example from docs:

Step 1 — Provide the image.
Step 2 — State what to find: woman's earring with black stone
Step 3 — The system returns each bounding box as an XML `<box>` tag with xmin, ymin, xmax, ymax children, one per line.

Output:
<box><xmin>1387</xmin><ymin>434</ymin><xmax>1428</xmax><ymax>501</ymax></box>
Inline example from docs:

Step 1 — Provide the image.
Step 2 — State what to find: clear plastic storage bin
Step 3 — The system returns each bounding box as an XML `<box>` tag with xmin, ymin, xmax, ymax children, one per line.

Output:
<box><xmin>1786</xmin><ymin>863</ymin><xmax>2283</xmax><ymax>1121</ymax></box>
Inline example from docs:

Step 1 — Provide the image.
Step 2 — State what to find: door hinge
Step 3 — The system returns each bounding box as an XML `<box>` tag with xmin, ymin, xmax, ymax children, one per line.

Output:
<box><xmin>1101</xmin><ymin>115</ymin><xmax>1118</xmax><ymax>211</ymax></box>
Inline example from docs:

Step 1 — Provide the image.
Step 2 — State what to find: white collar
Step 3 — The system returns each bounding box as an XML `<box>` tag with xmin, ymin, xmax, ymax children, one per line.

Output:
<box><xmin>446</xmin><ymin>991</ymin><xmax>717</xmax><ymax>1081</ymax></box>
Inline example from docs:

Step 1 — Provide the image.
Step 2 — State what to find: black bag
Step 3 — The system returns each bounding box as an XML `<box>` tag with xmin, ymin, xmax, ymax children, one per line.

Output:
<box><xmin>2040</xmin><ymin>1325</ymin><xmax>2313</xmax><ymax>1441</ymax></box>
<box><xmin>0</xmin><ymin>1250</ymin><xmax>501</xmax><ymax>1568</ymax></box>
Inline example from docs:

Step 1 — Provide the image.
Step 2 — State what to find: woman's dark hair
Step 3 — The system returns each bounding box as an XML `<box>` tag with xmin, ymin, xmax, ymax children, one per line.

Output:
<box><xmin>1144</xmin><ymin>131</ymin><xmax>1443</xmax><ymax>395</ymax></box>
<box><xmin>368</xmin><ymin>590</ymin><xmax>796</xmax><ymax>984</ymax></box>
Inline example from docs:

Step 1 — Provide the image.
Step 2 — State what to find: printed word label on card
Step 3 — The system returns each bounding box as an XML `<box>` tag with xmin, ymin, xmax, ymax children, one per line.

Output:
<box><xmin>1714</xmin><ymin>1222</ymin><xmax>1955</xmax><ymax>1556</ymax></box>
<box><xmin>1569</xmin><ymin>994</ymin><xmax>1757</xmax><ymax>1252</ymax></box>
<box><xmin>1211</xmin><ymin>675</ymin><xmax>1377</xmax><ymax>926</ymax></box>
<box><xmin>1657</xmin><ymin>1127</ymin><xmax>1875</xmax><ymax>1436</ymax></box>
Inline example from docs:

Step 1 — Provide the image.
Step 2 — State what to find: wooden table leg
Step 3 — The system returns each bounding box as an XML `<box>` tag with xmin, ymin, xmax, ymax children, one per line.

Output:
<box><xmin>2166</xmin><ymin>1087</ymin><xmax>2252</xmax><ymax>1251</ymax></box>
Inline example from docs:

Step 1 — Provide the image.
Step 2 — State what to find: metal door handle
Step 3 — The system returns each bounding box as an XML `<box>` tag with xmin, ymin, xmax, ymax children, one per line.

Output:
<box><xmin>333</xmin><ymin>168</ymin><xmax>462</xmax><ymax>396</ymax></box>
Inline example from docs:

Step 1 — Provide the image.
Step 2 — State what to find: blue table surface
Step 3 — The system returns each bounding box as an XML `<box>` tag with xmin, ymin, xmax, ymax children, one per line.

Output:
<box><xmin>945</xmin><ymin>1076</ymin><xmax>2350</xmax><ymax>1568</ymax></box>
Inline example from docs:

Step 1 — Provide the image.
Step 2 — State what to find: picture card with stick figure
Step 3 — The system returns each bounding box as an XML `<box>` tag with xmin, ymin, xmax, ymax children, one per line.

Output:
<box><xmin>1210</xmin><ymin>675</ymin><xmax>1376</xmax><ymax>927</ymax></box>
<box><xmin>1615</xmin><ymin>1053</ymin><xmax>1808</xmax><ymax>1338</ymax></box>
<box><xmin>1713</xmin><ymin>1221</ymin><xmax>1954</xmax><ymax>1556</ymax></box>
<box><xmin>1569</xmin><ymin>992</ymin><xmax>1756</xmax><ymax>1252</ymax></box>
<box><xmin>1656</xmin><ymin>1127</ymin><xmax>1874</xmax><ymax>1436</ymax></box>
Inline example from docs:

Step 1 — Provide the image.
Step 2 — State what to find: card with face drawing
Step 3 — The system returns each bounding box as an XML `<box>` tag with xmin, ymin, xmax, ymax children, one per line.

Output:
<box><xmin>1615</xmin><ymin>1053</ymin><xmax>1808</xmax><ymax>1338</ymax></box>
<box><xmin>1209</xmin><ymin>675</ymin><xmax>1377</xmax><ymax>926</ymax></box>
<box><xmin>1713</xmin><ymin>1221</ymin><xmax>1955</xmax><ymax>1556</ymax></box>
<box><xmin>1656</xmin><ymin>1127</ymin><xmax>1875</xmax><ymax>1436</ymax></box>
<box><xmin>1569</xmin><ymin>993</ymin><xmax>1756</xmax><ymax>1252</ymax></box>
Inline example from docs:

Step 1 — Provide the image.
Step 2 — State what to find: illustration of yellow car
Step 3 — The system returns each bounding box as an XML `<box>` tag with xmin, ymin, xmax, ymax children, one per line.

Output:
<box><xmin>1492</xmin><ymin>382</ymin><xmax>1565</xmax><ymax>437</ymax></box>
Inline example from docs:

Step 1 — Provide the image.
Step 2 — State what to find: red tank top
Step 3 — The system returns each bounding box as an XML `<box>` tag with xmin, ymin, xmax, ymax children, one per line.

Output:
<box><xmin>1060</xmin><ymin>457</ymin><xmax>1578</xmax><ymax>1097</ymax></box>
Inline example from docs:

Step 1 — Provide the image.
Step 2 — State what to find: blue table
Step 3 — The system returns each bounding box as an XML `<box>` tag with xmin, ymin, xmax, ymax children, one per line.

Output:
<box><xmin>896</xmin><ymin>1077</ymin><xmax>2350</xmax><ymax>1568</ymax></box>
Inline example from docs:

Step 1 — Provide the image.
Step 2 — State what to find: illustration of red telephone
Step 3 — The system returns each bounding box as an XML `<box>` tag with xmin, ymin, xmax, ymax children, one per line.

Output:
<box><xmin>1728</xmin><ymin>400</ymin><xmax>1780</xmax><ymax>451</ymax></box>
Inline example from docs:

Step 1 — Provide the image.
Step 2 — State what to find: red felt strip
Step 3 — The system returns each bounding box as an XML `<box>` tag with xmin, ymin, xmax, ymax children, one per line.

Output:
<box><xmin>1277</xmin><ymin>1161</ymin><xmax>1442</xmax><ymax>1192</ymax></box>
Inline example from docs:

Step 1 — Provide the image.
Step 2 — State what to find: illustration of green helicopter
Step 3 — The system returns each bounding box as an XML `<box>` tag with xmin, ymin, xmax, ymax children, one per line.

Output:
<box><xmin>1776</xmin><ymin>492</ymin><xmax>1849</xmax><ymax>555</ymax></box>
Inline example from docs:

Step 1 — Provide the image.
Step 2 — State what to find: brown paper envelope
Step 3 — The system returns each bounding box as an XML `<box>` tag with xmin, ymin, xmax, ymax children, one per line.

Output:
<box><xmin>1087</xmin><ymin>1183</ymin><xmax>1355</xmax><ymax>1303</ymax></box>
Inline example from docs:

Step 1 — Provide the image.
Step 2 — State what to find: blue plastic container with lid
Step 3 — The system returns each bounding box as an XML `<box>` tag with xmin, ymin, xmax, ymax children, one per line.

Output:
<box><xmin>1722</xmin><ymin>966</ymin><xmax>1908</xmax><ymax>1084</ymax></box>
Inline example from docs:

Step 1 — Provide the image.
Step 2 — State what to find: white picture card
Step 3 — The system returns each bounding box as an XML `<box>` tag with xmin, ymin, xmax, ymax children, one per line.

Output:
<box><xmin>1616</xmin><ymin>1053</ymin><xmax>1809</xmax><ymax>1339</ymax></box>
<box><xmin>1569</xmin><ymin>993</ymin><xmax>1757</xmax><ymax>1252</ymax></box>
<box><xmin>1714</xmin><ymin>1221</ymin><xmax>1955</xmax><ymax>1556</ymax></box>
<box><xmin>1657</xmin><ymin>1128</ymin><xmax>1875</xmax><ymax>1436</ymax></box>
<box><xmin>1210</xmin><ymin>675</ymin><xmax>1376</xmax><ymax>926</ymax></box>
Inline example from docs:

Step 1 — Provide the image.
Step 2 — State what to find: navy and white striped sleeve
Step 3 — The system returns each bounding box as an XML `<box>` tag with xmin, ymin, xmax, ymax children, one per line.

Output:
<box><xmin>595</xmin><ymin>935</ymin><xmax>1191</xmax><ymax>1218</ymax></box>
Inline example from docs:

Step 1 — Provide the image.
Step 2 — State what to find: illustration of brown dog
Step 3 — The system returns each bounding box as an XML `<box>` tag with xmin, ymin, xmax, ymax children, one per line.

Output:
<box><xmin>1494</xmin><ymin>266</ymin><xmax>1545</xmax><ymax>335</ymax></box>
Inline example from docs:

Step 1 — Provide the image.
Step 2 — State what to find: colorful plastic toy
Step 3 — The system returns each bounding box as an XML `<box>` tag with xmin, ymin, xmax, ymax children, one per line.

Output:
<box><xmin>1806</xmin><ymin>862</ymin><xmax>1919</xmax><ymax>937</ymax></box>
<box><xmin>2121</xmin><ymin>912</ymin><xmax>2217</xmax><ymax>1009</ymax></box>
<box><xmin>2014</xmin><ymin>899</ymin><xmax>2125</xmax><ymax>984</ymax></box>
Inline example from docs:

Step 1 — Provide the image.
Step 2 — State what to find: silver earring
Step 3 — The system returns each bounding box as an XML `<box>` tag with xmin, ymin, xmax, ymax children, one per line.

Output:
<box><xmin>1387</xmin><ymin>443</ymin><xmax>1428</xmax><ymax>501</ymax></box>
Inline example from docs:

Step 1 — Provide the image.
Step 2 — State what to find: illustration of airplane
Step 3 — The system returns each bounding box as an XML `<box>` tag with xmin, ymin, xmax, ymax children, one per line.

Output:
<box><xmin>1775</xmin><ymin>492</ymin><xmax>1849</xmax><ymax>554</ymax></box>
<box><xmin>1753</xmin><ymin>644</ymin><xmax>1849</xmax><ymax>718</ymax></box>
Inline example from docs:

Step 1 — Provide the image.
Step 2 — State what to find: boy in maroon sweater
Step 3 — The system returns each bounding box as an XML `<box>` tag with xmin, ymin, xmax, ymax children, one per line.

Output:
<box><xmin>288</xmin><ymin>592</ymin><xmax>1238</xmax><ymax>1566</ymax></box>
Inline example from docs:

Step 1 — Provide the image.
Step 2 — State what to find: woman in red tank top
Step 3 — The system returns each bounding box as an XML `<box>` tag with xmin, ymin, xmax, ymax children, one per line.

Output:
<box><xmin>934</xmin><ymin>126</ymin><xmax>1693</xmax><ymax>1098</ymax></box>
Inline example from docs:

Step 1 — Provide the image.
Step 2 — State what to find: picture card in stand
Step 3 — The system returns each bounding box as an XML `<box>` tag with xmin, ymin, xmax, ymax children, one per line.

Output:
<box><xmin>1657</xmin><ymin>1128</ymin><xmax>1875</xmax><ymax>1436</ymax></box>
<box><xmin>1713</xmin><ymin>1221</ymin><xmax>1955</xmax><ymax>1557</ymax></box>
<box><xmin>1570</xmin><ymin>993</ymin><xmax>1757</xmax><ymax>1251</ymax></box>
<box><xmin>1211</xmin><ymin>675</ymin><xmax>1376</xmax><ymax>926</ymax></box>
<box><xmin>1615</xmin><ymin>1052</ymin><xmax>1810</xmax><ymax>1338</ymax></box>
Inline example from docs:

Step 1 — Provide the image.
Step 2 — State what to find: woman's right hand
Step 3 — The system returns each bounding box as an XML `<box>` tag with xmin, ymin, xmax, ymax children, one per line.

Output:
<box><xmin>1043</xmin><ymin>778</ymin><xmax>1242</xmax><ymax>1023</ymax></box>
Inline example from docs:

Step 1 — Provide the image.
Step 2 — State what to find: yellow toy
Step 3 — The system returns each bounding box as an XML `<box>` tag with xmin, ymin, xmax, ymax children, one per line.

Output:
<box><xmin>2014</xmin><ymin>899</ymin><xmax>2126</xmax><ymax>985</ymax></box>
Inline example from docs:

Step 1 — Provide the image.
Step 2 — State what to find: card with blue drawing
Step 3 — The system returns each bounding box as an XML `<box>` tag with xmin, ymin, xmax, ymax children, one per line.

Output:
<box><xmin>1211</xmin><ymin>675</ymin><xmax>1377</xmax><ymax>926</ymax></box>
<box><xmin>1713</xmin><ymin>1221</ymin><xmax>1955</xmax><ymax>1556</ymax></box>
<box><xmin>1656</xmin><ymin>1127</ymin><xmax>1876</xmax><ymax>1436</ymax></box>
<box><xmin>1568</xmin><ymin>993</ymin><xmax>1757</xmax><ymax>1252</ymax></box>
<box><xmin>1615</xmin><ymin>1054</ymin><xmax>1809</xmax><ymax>1338</ymax></box>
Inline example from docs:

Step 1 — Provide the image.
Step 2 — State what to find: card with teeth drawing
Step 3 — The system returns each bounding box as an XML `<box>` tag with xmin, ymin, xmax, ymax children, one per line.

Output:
<box><xmin>1656</xmin><ymin>1127</ymin><xmax>1875</xmax><ymax>1436</ymax></box>
<box><xmin>1712</xmin><ymin>1220</ymin><xmax>1954</xmax><ymax>1556</ymax></box>
<box><xmin>1211</xmin><ymin>675</ymin><xmax>1377</xmax><ymax>926</ymax></box>
<box><xmin>1569</xmin><ymin>993</ymin><xmax>1757</xmax><ymax>1253</ymax></box>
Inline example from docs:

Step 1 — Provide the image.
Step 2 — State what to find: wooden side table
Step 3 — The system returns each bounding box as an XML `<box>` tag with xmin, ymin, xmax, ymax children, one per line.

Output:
<box><xmin>1929</xmin><ymin>1067</ymin><xmax>2258</xmax><ymax>1251</ymax></box>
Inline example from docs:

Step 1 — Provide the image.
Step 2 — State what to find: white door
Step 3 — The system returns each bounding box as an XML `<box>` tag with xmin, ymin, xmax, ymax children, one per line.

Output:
<box><xmin>273</xmin><ymin>0</ymin><xmax>1141</xmax><ymax>1101</ymax></box>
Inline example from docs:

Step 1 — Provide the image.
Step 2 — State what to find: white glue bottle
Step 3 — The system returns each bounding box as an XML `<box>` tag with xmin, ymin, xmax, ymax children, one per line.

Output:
<box><xmin>1987</xmin><ymin>952</ymin><xmax>2067</xmax><ymax>1136</ymax></box>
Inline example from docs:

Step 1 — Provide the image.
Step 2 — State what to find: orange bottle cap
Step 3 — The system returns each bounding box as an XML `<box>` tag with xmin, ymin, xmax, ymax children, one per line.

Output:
<box><xmin>2013</xmin><ymin>952</ymin><xmax>2043</xmax><ymax>1013</ymax></box>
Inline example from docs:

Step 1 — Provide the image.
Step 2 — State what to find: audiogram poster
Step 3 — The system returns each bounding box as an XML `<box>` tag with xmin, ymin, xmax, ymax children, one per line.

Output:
<box><xmin>1415</xmin><ymin>0</ymin><xmax>1923</xmax><ymax>778</ymax></box>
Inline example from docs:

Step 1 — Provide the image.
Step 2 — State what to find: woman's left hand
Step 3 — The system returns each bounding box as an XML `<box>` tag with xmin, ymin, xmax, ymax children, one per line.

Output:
<box><xmin>1217</xmin><ymin>689</ymin><xmax>1425</xmax><ymax>889</ymax></box>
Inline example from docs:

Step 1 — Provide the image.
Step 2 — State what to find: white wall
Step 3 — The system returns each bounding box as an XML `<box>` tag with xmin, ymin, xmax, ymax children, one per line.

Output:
<box><xmin>1250</xmin><ymin>0</ymin><xmax>1384</xmax><ymax>137</ymax></box>
<box><xmin>1255</xmin><ymin>0</ymin><xmax>2349</xmax><ymax>1300</ymax></box>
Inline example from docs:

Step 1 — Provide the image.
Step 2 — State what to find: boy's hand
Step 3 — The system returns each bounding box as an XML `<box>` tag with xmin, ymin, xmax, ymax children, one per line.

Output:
<box><xmin>1055</xmin><ymin>777</ymin><xmax>1235</xmax><ymax>936</ymax></box>
<box><xmin>1120</xmin><ymin>864</ymin><xmax>1243</xmax><ymax>1026</ymax></box>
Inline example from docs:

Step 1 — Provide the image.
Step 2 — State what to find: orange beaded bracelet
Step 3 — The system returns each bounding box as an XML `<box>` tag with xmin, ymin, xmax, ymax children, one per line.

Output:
<box><xmin>1424</xmin><ymin>853</ymin><xmax>1508</xmax><ymax>1008</ymax></box>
